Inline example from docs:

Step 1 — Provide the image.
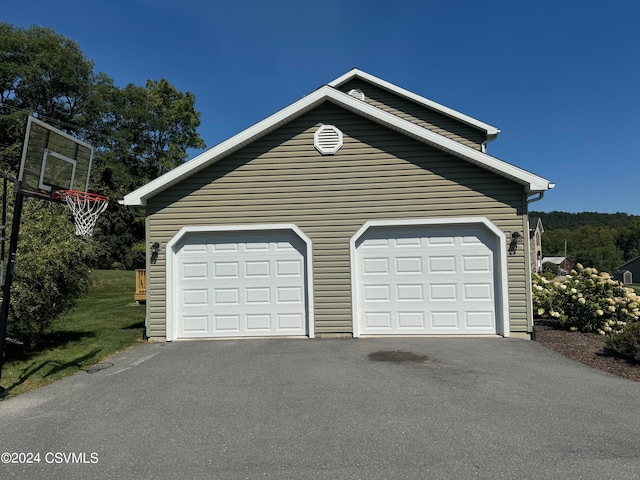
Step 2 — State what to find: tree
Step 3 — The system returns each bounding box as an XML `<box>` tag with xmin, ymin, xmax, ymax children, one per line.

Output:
<box><xmin>1</xmin><ymin>23</ymin><xmax>206</xmax><ymax>269</ymax></box>
<box><xmin>0</xmin><ymin>23</ymin><xmax>95</xmax><ymax>174</ymax></box>
<box><xmin>542</xmin><ymin>261</ymin><xmax>560</xmax><ymax>276</ymax></box>
<box><xmin>0</xmin><ymin>23</ymin><xmax>206</xmax><ymax>350</ymax></box>
<box><xmin>83</xmin><ymin>78</ymin><xmax>205</xmax><ymax>268</ymax></box>
<box><xmin>542</xmin><ymin>226</ymin><xmax>623</xmax><ymax>273</ymax></box>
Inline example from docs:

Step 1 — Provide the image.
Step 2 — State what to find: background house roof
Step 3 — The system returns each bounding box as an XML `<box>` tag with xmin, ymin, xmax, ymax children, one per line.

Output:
<box><xmin>529</xmin><ymin>217</ymin><xmax>544</xmax><ymax>232</ymax></box>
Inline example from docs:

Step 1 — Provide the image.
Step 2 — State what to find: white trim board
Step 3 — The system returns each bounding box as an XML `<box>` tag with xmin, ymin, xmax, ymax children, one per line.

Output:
<box><xmin>123</xmin><ymin>85</ymin><xmax>552</xmax><ymax>207</ymax></box>
<box><xmin>165</xmin><ymin>224</ymin><xmax>315</xmax><ymax>341</ymax></box>
<box><xmin>328</xmin><ymin>68</ymin><xmax>501</xmax><ymax>138</ymax></box>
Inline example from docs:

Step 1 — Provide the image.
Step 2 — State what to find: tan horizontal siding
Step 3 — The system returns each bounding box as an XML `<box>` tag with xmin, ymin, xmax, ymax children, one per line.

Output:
<box><xmin>145</xmin><ymin>104</ymin><xmax>528</xmax><ymax>337</ymax></box>
<box><xmin>338</xmin><ymin>78</ymin><xmax>487</xmax><ymax>150</ymax></box>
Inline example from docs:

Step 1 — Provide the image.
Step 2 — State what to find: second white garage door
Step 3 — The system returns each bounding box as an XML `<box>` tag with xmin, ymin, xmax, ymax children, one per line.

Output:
<box><xmin>354</xmin><ymin>223</ymin><xmax>499</xmax><ymax>335</ymax></box>
<box><xmin>175</xmin><ymin>229</ymin><xmax>308</xmax><ymax>338</ymax></box>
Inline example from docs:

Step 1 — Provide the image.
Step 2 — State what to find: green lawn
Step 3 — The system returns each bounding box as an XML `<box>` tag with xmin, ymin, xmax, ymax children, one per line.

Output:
<box><xmin>1</xmin><ymin>270</ymin><xmax>145</xmax><ymax>398</ymax></box>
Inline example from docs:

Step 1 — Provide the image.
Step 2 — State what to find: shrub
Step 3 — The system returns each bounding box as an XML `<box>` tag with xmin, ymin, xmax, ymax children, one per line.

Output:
<box><xmin>7</xmin><ymin>200</ymin><xmax>97</xmax><ymax>349</ymax></box>
<box><xmin>532</xmin><ymin>263</ymin><xmax>640</xmax><ymax>333</ymax></box>
<box><xmin>542</xmin><ymin>261</ymin><xmax>560</xmax><ymax>276</ymax></box>
<box><xmin>605</xmin><ymin>322</ymin><xmax>640</xmax><ymax>363</ymax></box>
<box><xmin>541</xmin><ymin>271</ymin><xmax>556</xmax><ymax>280</ymax></box>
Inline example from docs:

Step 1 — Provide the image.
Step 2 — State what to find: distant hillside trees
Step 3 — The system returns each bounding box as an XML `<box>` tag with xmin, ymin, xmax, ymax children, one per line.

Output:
<box><xmin>532</xmin><ymin>211</ymin><xmax>640</xmax><ymax>273</ymax></box>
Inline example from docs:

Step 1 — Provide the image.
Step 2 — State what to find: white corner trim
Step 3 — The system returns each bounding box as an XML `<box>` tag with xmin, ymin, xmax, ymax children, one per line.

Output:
<box><xmin>165</xmin><ymin>224</ymin><xmax>315</xmax><ymax>341</ymax></box>
<box><xmin>349</xmin><ymin>217</ymin><xmax>510</xmax><ymax>338</ymax></box>
<box><xmin>328</xmin><ymin>69</ymin><xmax>501</xmax><ymax>136</ymax></box>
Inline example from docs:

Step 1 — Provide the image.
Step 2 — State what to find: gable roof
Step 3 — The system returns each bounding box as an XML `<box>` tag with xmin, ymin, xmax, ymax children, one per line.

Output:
<box><xmin>542</xmin><ymin>257</ymin><xmax>572</xmax><ymax>265</ymax></box>
<box><xmin>123</xmin><ymin>75</ymin><xmax>553</xmax><ymax>207</ymax></box>
<box><xmin>328</xmin><ymin>68</ymin><xmax>501</xmax><ymax>141</ymax></box>
<box><xmin>528</xmin><ymin>217</ymin><xmax>544</xmax><ymax>233</ymax></box>
<box><xmin>617</xmin><ymin>255</ymin><xmax>640</xmax><ymax>270</ymax></box>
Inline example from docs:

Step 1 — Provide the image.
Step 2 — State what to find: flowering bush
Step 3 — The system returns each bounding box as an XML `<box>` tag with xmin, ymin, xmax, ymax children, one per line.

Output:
<box><xmin>532</xmin><ymin>264</ymin><xmax>640</xmax><ymax>334</ymax></box>
<box><xmin>605</xmin><ymin>322</ymin><xmax>640</xmax><ymax>363</ymax></box>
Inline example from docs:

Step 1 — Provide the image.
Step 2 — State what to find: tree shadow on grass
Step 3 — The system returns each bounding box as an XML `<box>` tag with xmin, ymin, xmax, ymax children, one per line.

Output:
<box><xmin>7</xmin><ymin>349</ymin><xmax>103</xmax><ymax>393</ymax></box>
<box><xmin>122</xmin><ymin>321</ymin><xmax>144</xmax><ymax>330</ymax></box>
<box><xmin>5</xmin><ymin>331</ymin><xmax>96</xmax><ymax>362</ymax></box>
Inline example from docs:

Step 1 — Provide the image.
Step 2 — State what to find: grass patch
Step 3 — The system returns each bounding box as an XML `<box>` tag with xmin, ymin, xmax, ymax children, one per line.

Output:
<box><xmin>1</xmin><ymin>270</ymin><xmax>145</xmax><ymax>398</ymax></box>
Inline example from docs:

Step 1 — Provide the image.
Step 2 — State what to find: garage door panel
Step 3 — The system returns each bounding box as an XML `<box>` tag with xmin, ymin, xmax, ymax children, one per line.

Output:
<box><xmin>429</xmin><ymin>283</ymin><xmax>457</xmax><ymax>301</ymax></box>
<box><xmin>398</xmin><ymin>312</ymin><xmax>425</xmax><ymax>328</ymax></box>
<box><xmin>396</xmin><ymin>284</ymin><xmax>423</xmax><ymax>301</ymax></box>
<box><xmin>356</xmin><ymin>223</ymin><xmax>497</xmax><ymax>335</ymax></box>
<box><xmin>431</xmin><ymin>312</ymin><xmax>459</xmax><ymax>329</ymax></box>
<box><xmin>462</xmin><ymin>255</ymin><xmax>492</xmax><ymax>273</ymax></box>
<box><xmin>365</xmin><ymin>312</ymin><xmax>392</xmax><ymax>328</ymax></box>
<box><xmin>183</xmin><ymin>316</ymin><xmax>208</xmax><ymax>333</ymax></box>
<box><xmin>465</xmin><ymin>311</ymin><xmax>494</xmax><ymax>328</ymax></box>
<box><xmin>395</xmin><ymin>257</ymin><xmax>422</xmax><ymax>274</ymax></box>
<box><xmin>246</xmin><ymin>261</ymin><xmax>269</xmax><ymax>277</ymax></box>
<box><xmin>464</xmin><ymin>283</ymin><xmax>492</xmax><ymax>300</ymax></box>
<box><xmin>183</xmin><ymin>289</ymin><xmax>208</xmax><ymax>306</ymax></box>
<box><xmin>182</xmin><ymin>262</ymin><xmax>208</xmax><ymax>279</ymax></box>
<box><xmin>277</xmin><ymin>313</ymin><xmax>304</xmax><ymax>330</ymax></box>
<box><xmin>176</xmin><ymin>230</ymin><xmax>308</xmax><ymax>338</ymax></box>
<box><xmin>276</xmin><ymin>259</ymin><xmax>302</xmax><ymax>277</ymax></box>
<box><xmin>429</xmin><ymin>256</ymin><xmax>456</xmax><ymax>273</ymax></box>
<box><xmin>213</xmin><ymin>262</ymin><xmax>239</xmax><ymax>278</ymax></box>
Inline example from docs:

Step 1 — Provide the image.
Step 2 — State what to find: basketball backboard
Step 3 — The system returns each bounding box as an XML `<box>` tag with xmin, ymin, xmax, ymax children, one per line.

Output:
<box><xmin>18</xmin><ymin>116</ymin><xmax>94</xmax><ymax>201</ymax></box>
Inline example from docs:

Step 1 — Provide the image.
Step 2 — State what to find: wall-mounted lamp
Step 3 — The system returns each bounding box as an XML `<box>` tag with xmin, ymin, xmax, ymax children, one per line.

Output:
<box><xmin>509</xmin><ymin>232</ymin><xmax>523</xmax><ymax>255</ymax></box>
<box><xmin>150</xmin><ymin>242</ymin><xmax>160</xmax><ymax>264</ymax></box>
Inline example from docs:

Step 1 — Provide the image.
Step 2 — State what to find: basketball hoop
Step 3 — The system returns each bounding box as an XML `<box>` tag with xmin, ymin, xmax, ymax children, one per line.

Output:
<box><xmin>56</xmin><ymin>190</ymin><xmax>109</xmax><ymax>237</ymax></box>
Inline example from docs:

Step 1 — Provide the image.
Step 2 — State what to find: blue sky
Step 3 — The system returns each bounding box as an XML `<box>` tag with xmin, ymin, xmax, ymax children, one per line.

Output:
<box><xmin>4</xmin><ymin>0</ymin><xmax>639</xmax><ymax>214</ymax></box>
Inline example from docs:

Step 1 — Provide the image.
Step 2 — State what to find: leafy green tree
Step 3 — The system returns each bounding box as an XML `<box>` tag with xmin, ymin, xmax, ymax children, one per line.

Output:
<box><xmin>1</xmin><ymin>23</ymin><xmax>205</xmax><ymax>270</ymax></box>
<box><xmin>84</xmin><ymin>78</ymin><xmax>205</xmax><ymax>268</ymax></box>
<box><xmin>542</xmin><ymin>226</ymin><xmax>622</xmax><ymax>273</ymax></box>
<box><xmin>542</xmin><ymin>261</ymin><xmax>560</xmax><ymax>276</ymax></box>
<box><xmin>0</xmin><ymin>23</ymin><xmax>205</xmax><ymax>351</ymax></box>
<box><xmin>0</xmin><ymin>23</ymin><xmax>95</xmax><ymax>174</ymax></box>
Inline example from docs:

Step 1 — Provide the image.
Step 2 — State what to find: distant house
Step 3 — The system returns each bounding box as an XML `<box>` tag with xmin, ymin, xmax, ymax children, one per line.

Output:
<box><xmin>529</xmin><ymin>217</ymin><xmax>544</xmax><ymax>273</ymax></box>
<box><xmin>542</xmin><ymin>257</ymin><xmax>574</xmax><ymax>275</ymax></box>
<box><xmin>614</xmin><ymin>256</ymin><xmax>640</xmax><ymax>284</ymax></box>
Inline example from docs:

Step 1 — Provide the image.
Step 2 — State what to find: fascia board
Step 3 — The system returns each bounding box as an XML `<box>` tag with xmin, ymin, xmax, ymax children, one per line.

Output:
<box><xmin>328</xmin><ymin>68</ymin><xmax>501</xmax><ymax>136</ymax></box>
<box><xmin>122</xmin><ymin>88</ymin><xmax>331</xmax><ymax>206</ymax></box>
<box><xmin>123</xmin><ymin>85</ymin><xmax>551</xmax><ymax>206</ymax></box>
<box><xmin>327</xmin><ymin>88</ymin><xmax>552</xmax><ymax>193</ymax></box>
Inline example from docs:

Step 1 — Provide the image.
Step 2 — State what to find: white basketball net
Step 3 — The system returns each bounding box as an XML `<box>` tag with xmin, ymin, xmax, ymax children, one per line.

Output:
<box><xmin>59</xmin><ymin>190</ymin><xmax>109</xmax><ymax>237</ymax></box>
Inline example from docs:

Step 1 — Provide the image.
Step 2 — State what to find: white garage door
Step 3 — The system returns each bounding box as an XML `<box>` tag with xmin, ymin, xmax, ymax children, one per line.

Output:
<box><xmin>175</xmin><ymin>230</ymin><xmax>308</xmax><ymax>338</ymax></box>
<box><xmin>355</xmin><ymin>224</ymin><xmax>498</xmax><ymax>335</ymax></box>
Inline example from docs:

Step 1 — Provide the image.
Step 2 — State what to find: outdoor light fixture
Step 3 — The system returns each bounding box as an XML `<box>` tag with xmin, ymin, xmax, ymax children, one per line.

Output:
<box><xmin>509</xmin><ymin>231</ymin><xmax>523</xmax><ymax>255</ymax></box>
<box><xmin>150</xmin><ymin>242</ymin><xmax>160</xmax><ymax>264</ymax></box>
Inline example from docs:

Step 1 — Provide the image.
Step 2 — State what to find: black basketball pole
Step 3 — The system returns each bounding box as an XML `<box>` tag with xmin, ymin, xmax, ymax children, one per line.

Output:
<box><xmin>0</xmin><ymin>187</ymin><xmax>24</xmax><ymax>398</ymax></box>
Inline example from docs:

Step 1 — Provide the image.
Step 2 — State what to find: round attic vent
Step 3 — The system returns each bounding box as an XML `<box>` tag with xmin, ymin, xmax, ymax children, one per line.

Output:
<box><xmin>314</xmin><ymin>125</ymin><xmax>343</xmax><ymax>155</ymax></box>
<box><xmin>348</xmin><ymin>88</ymin><xmax>365</xmax><ymax>101</ymax></box>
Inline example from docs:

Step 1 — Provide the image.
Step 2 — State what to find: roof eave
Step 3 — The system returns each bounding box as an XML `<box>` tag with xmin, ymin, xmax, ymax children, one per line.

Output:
<box><xmin>123</xmin><ymin>85</ymin><xmax>552</xmax><ymax>206</ymax></box>
<box><xmin>328</xmin><ymin>68</ymin><xmax>501</xmax><ymax>137</ymax></box>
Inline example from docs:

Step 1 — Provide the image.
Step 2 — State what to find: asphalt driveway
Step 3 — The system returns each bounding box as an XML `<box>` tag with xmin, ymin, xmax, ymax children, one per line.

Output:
<box><xmin>1</xmin><ymin>337</ymin><xmax>639</xmax><ymax>480</ymax></box>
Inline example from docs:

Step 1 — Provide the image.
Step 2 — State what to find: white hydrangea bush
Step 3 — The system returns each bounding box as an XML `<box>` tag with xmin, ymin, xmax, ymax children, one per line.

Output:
<box><xmin>532</xmin><ymin>263</ymin><xmax>640</xmax><ymax>334</ymax></box>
